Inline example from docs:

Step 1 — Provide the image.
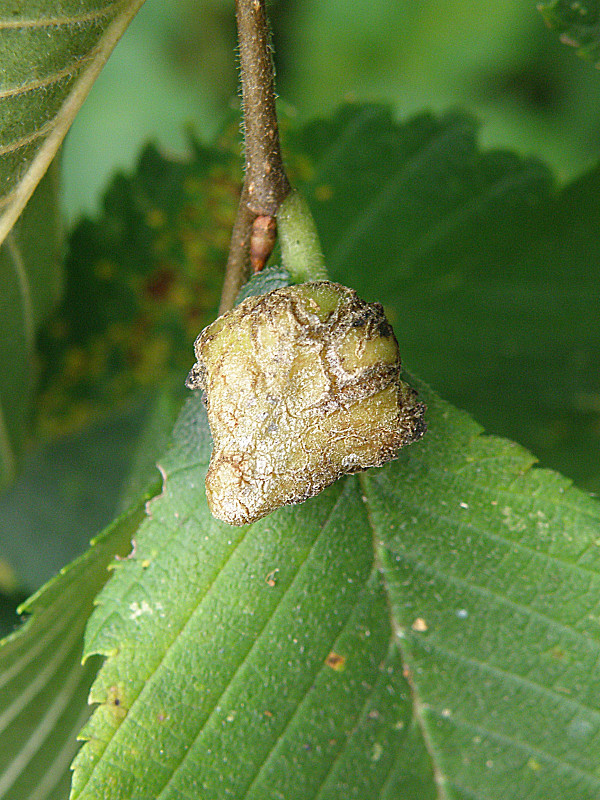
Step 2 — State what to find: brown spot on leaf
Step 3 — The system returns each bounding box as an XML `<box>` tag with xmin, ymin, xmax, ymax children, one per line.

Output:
<box><xmin>265</xmin><ymin>568</ymin><xmax>279</xmax><ymax>587</ymax></box>
<box><xmin>325</xmin><ymin>651</ymin><xmax>346</xmax><ymax>671</ymax></box>
<box><xmin>106</xmin><ymin>685</ymin><xmax>128</xmax><ymax>722</ymax></box>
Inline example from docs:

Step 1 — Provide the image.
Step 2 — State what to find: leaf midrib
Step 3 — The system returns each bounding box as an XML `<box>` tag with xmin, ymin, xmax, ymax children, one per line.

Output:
<box><xmin>360</xmin><ymin>472</ymin><xmax>450</xmax><ymax>800</ymax></box>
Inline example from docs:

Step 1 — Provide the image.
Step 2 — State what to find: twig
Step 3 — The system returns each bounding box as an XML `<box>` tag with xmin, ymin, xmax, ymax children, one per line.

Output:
<box><xmin>218</xmin><ymin>184</ymin><xmax>254</xmax><ymax>315</ymax></box>
<box><xmin>219</xmin><ymin>0</ymin><xmax>292</xmax><ymax>314</ymax></box>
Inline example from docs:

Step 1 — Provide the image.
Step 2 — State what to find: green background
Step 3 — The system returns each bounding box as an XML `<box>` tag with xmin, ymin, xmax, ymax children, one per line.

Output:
<box><xmin>62</xmin><ymin>0</ymin><xmax>600</xmax><ymax>218</ymax></box>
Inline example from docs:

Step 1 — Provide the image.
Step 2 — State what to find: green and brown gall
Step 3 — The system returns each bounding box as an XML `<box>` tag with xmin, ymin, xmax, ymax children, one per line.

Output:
<box><xmin>186</xmin><ymin>281</ymin><xmax>426</xmax><ymax>525</ymax></box>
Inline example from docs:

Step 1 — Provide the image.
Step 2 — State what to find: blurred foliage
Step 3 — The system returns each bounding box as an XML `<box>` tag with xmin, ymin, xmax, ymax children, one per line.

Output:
<box><xmin>287</xmin><ymin>104</ymin><xmax>600</xmax><ymax>493</ymax></box>
<box><xmin>0</xmin><ymin>128</ymin><xmax>239</xmax><ymax>593</ymax></box>
<box><xmin>37</xmin><ymin>133</ymin><xmax>239</xmax><ymax>439</ymax></box>
<box><xmin>0</xmin><ymin>160</ymin><xmax>62</xmax><ymax>490</ymax></box>
<box><xmin>0</xmin><ymin>501</ymin><xmax>146</xmax><ymax>800</ymax></box>
<box><xmin>63</xmin><ymin>0</ymin><xmax>600</xmax><ymax>218</ymax></box>
<box><xmin>540</xmin><ymin>0</ymin><xmax>600</xmax><ymax>64</ymax></box>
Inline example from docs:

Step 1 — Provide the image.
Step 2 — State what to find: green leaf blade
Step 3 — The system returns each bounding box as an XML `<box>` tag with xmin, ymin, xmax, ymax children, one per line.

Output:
<box><xmin>0</xmin><ymin>499</ymin><xmax>145</xmax><ymax>800</ymax></box>
<box><xmin>0</xmin><ymin>0</ymin><xmax>147</xmax><ymax>247</ymax></box>
<box><xmin>72</xmin><ymin>396</ymin><xmax>435</xmax><ymax>800</ymax></box>
<box><xmin>365</xmin><ymin>383</ymin><xmax>600</xmax><ymax>798</ymax></box>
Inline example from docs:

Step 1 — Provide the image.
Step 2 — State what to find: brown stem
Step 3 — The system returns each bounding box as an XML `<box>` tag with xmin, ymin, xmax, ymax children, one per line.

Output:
<box><xmin>236</xmin><ymin>0</ymin><xmax>291</xmax><ymax>214</ymax></box>
<box><xmin>219</xmin><ymin>0</ymin><xmax>292</xmax><ymax>314</ymax></box>
<box><xmin>218</xmin><ymin>184</ymin><xmax>255</xmax><ymax>315</ymax></box>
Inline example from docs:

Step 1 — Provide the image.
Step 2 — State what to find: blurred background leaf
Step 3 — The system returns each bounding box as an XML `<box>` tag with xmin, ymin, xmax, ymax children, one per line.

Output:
<box><xmin>290</xmin><ymin>104</ymin><xmax>600</xmax><ymax>493</ymax></box>
<box><xmin>0</xmin><ymin>0</ymin><xmax>146</xmax><ymax>246</ymax></box>
<box><xmin>0</xmin><ymin>501</ymin><xmax>145</xmax><ymax>800</ymax></box>
<box><xmin>36</xmin><ymin>137</ymin><xmax>237</xmax><ymax>439</ymax></box>
<box><xmin>62</xmin><ymin>0</ymin><xmax>600</xmax><ymax>219</ymax></box>
<box><xmin>539</xmin><ymin>0</ymin><xmax>600</xmax><ymax>64</ymax></box>
<box><xmin>0</xmin><ymin>160</ymin><xmax>62</xmax><ymax>492</ymax></box>
<box><xmin>0</xmin><ymin>397</ymin><xmax>171</xmax><ymax>592</ymax></box>
<box><xmin>0</xmin><ymin>133</ymin><xmax>238</xmax><ymax>595</ymax></box>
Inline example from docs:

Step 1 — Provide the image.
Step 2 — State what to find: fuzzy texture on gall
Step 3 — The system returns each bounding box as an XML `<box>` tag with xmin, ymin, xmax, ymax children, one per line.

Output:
<box><xmin>186</xmin><ymin>281</ymin><xmax>426</xmax><ymax>525</ymax></box>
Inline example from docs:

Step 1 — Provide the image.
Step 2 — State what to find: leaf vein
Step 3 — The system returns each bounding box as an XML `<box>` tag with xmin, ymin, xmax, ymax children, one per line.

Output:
<box><xmin>241</xmin><ymin>570</ymin><xmax>382</xmax><ymax>799</ymax></box>
<box><xmin>28</xmin><ymin>701</ymin><xmax>91</xmax><ymax>800</ymax></box>
<box><xmin>0</xmin><ymin>616</ymin><xmax>83</xmax><ymax>736</ymax></box>
<box><xmin>388</xmin><ymin>491</ymin><xmax>600</xmax><ymax>584</ymax></box>
<box><xmin>0</xmin><ymin>601</ymin><xmax>78</xmax><ymax>692</ymax></box>
<box><xmin>427</xmin><ymin>707</ymin><xmax>600</xmax><ymax>787</ymax></box>
<box><xmin>398</xmin><ymin>162</ymin><xmax>548</xmax><ymax>271</ymax></box>
<box><xmin>0</xmin><ymin>119</ymin><xmax>54</xmax><ymax>158</ymax></box>
<box><xmin>0</xmin><ymin>52</ymin><xmax>92</xmax><ymax>100</ymax></box>
<box><xmin>0</xmin><ymin>637</ymin><xmax>87</xmax><ymax>798</ymax></box>
<box><xmin>0</xmin><ymin>0</ymin><xmax>147</xmax><ymax>248</ymax></box>
<box><xmin>404</xmin><ymin>633</ymin><xmax>600</xmax><ymax>725</ymax></box>
<box><xmin>153</xmin><ymin>487</ymin><xmax>351</xmax><ymax>800</ymax></box>
<box><xmin>0</xmin><ymin>1</ymin><xmax>120</xmax><ymax>30</ymax></box>
<box><xmin>329</xmin><ymin>118</ymin><xmax>474</xmax><ymax>274</ymax></box>
<box><xmin>310</xmin><ymin>104</ymin><xmax>385</xmax><ymax>180</ymax></box>
<box><xmin>386</xmin><ymin>547</ymin><xmax>600</xmax><ymax>653</ymax></box>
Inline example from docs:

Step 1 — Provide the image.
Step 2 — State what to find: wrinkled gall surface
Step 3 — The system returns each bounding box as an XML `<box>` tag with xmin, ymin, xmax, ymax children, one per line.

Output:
<box><xmin>186</xmin><ymin>281</ymin><xmax>426</xmax><ymax>525</ymax></box>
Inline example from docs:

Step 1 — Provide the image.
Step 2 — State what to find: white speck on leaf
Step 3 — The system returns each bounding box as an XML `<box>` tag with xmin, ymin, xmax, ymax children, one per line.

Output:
<box><xmin>129</xmin><ymin>600</ymin><xmax>154</xmax><ymax>620</ymax></box>
<box><xmin>371</xmin><ymin>743</ymin><xmax>383</xmax><ymax>762</ymax></box>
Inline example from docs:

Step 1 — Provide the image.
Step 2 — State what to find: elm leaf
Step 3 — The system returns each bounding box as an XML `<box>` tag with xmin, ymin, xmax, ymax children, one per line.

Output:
<box><xmin>0</xmin><ymin>0</ymin><xmax>146</xmax><ymax>248</ymax></box>
<box><xmin>71</xmin><ymin>395</ymin><xmax>436</xmax><ymax>800</ymax></box>
<box><xmin>0</xmin><ymin>158</ymin><xmax>61</xmax><ymax>489</ymax></box>
<box><xmin>293</xmin><ymin>104</ymin><xmax>600</xmax><ymax>489</ymax></box>
<box><xmin>71</xmin><ymin>383</ymin><xmax>600</xmax><ymax>799</ymax></box>
<box><xmin>0</xmin><ymin>500</ymin><xmax>145</xmax><ymax>800</ymax></box>
<box><xmin>364</xmin><ymin>383</ymin><xmax>600</xmax><ymax>799</ymax></box>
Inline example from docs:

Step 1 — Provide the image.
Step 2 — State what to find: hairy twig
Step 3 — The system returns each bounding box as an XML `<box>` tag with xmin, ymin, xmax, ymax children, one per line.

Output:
<box><xmin>219</xmin><ymin>0</ymin><xmax>292</xmax><ymax>314</ymax></box>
